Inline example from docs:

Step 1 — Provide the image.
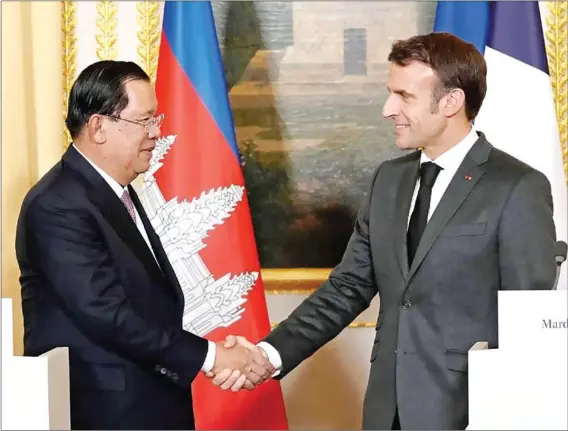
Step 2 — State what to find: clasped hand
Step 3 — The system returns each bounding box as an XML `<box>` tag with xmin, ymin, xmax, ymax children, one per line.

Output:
<box><xmin>205</xmin><ymin>335</ymin><xmax>273</xmax><ymax>392</ymax></box>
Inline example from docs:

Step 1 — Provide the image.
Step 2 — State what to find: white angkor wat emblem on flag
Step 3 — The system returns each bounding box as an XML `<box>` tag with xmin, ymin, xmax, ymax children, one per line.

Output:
<box><xmin>136</xmin><ymin>135</ymin><xmax>258</xmax><ymax>336</ymax></box>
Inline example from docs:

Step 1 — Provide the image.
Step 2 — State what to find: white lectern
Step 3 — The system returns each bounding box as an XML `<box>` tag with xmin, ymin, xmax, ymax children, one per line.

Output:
<box><xmin>467</xmin><ymin>290</ymin><xmax>568</xmax><ymax>430</ymax></box>
<box><xmin>1</xmin><ymin>298</ymin><xmax>71</xmax><ymax>430</ymax></box>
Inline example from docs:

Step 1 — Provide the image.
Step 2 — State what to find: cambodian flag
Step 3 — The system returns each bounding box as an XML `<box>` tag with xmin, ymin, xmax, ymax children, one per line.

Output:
<box><xmin>138</xmin><ymin>1</ymin><xmax>289</xmax><ymax>428</ymax></box>
<box><xmin>434</xmin><ymin>1</ymin><xmax>567</xmax><ymax>290</ymax></box>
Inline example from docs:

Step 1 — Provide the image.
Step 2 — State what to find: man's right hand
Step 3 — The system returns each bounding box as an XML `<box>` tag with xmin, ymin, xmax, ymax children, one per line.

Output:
<box><xmin>210</xmin><ymin>337</ymin><xmax>274</xmax><ymax>391</ymax></box>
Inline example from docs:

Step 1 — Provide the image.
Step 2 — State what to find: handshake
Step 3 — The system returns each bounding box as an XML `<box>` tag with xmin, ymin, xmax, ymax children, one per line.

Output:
<box><xmin>205</xmin><ymin>335</ymin><xmax>276</xmax><ymax>392</ymax></box>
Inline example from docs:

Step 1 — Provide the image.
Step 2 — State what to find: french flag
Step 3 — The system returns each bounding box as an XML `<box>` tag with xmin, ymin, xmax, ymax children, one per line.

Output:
<box><xmin>435</xmin><ymin>1</ymin><xmax>567</xmax><ymax>290</ymax></box>
<box><xmin>153</xmin><ymin>1</ymin><xmax>288</xmax><ymax>429</ymax></box>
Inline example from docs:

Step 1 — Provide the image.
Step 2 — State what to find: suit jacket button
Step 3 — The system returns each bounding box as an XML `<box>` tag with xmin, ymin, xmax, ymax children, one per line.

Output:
<box><xmin>402</xmin><ymin>300</ymin><xmax>412</xmax><ymax>309</ymax></box>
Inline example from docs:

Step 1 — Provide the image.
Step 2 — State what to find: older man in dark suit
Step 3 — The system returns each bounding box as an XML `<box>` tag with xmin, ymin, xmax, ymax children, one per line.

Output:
<box><xmin>15</xmin><ymin>61</ymin><xmax>272</xmax><ymax>430</ymax></box>
<box><xmin>209</xmin><ymin>32</ymin><xmax>557</xmax><ymax>430</ymax></box>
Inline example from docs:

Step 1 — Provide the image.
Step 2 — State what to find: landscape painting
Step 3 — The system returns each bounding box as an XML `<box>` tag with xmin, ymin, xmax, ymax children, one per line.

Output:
<box><xmin>212</xmin><ymin>1</ymin><xmax>436</xmax><ymax>268</ymax></box>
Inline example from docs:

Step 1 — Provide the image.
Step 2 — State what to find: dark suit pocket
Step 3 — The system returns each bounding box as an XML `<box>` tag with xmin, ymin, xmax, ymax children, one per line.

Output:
<box><xmin>445</xmin><ymin>349</ymin><xmax>468</xmax><ymax>373</ymax></box>
<box><xmin>70</xmin><ymin>361</ymin><xmax>126</xmax><ymax>391</ymax></box>
<box><xmin>441</xmin><ymin>222</ymin><xmax>487</xmax><ymax>237</ymax></box>
<box><xmin>370</xmin><ymin>314</ymin><xmax>385</xmax><ymax>361</ymax></box>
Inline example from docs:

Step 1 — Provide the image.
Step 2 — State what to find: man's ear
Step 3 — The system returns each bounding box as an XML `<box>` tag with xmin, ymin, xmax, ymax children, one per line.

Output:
<box><xmin>442</xmin><ymin>88</ymin><xmax>466</xmax><ymax>118</ymax></box>
<box><xmin>86</xmin><ymin>114</ymin><xmax>107</xmax><ymax>144</ymax></box>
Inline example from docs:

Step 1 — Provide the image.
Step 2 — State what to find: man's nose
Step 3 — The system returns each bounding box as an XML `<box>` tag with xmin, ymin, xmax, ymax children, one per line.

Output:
<box><xmin>148</xmin><ymin>124</ymin><xmax>161</xmax><ymax>139</ymax></box>
<box><xmin>382</xmin><ymin>94</ymin><xmax>398</xmax><ymax>119</ymax></box>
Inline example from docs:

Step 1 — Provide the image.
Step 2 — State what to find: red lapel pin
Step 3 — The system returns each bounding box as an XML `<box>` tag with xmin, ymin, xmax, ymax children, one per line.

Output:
<box><xmin>465</xmin><ymin>174</ymin><xmax>472</xmax><ymax>181</ymax></box>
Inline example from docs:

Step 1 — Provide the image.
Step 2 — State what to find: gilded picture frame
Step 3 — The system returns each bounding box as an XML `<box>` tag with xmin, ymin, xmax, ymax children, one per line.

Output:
<box><xmin>261</xmin><ymin>268</ymin><xmax>331</xmax><ymax>294</ymax></box>
<box><xmin>222</xmin><ymin>2</ymin><xmax>437</xmax><ymax>292</ymax></box>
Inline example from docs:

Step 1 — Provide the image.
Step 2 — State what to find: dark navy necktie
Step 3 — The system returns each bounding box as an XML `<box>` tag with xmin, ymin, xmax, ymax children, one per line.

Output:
<box><xmin>407</xmin><ymin>162</ymin><xmax>442</xmax><ymax>266</ymax></box>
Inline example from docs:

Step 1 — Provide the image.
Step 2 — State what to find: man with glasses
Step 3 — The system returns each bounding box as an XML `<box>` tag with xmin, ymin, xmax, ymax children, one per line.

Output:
<box><xmin>15</xmin><ymin>60</ymin><xmax>273</xmax><ymax>430</ymax></box>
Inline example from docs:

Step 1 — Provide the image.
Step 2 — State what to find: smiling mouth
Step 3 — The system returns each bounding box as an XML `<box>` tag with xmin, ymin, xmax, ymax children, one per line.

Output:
<box><xmin>394</xmin><ymin>125</ymin><xmax>410</xmax><ymax>135</ymax></box>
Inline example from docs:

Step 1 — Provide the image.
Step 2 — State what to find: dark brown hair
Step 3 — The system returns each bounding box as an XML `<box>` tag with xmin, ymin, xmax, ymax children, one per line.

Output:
<box><xmin>388</xmin><ymin>32</ymin><xmax>487</xmax><ymax>121</ymax></box>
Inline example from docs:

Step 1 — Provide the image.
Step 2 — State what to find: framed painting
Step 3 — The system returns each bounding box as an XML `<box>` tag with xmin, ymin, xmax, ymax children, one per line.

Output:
<box><xmin>212</xmin><ymin>1</ymin><xmax>437</xmax><ymax>292</ymax></box>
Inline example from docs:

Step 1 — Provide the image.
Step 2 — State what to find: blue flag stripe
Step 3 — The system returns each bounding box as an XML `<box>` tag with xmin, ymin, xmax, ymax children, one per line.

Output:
<box><xmin>487</xmin><ymin>2</ymin><xmax>549</xmax><ymax>74</ymax></box>
<box><xmin>162</xmin><ymin>1</ymin><xmax>240</xmax><ymax>159</ymax></box>
<box><xmin>433</xmin><ymin>1</ymin><xmax>490</xmax><ymax>54</ymax></box>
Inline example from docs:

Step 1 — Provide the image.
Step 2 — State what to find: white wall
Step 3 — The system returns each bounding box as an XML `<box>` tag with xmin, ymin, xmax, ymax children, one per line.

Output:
<box><xmin>266</xmin><ymin>293</ymin><xmax>380</xmax><ymax>429</ymax></box>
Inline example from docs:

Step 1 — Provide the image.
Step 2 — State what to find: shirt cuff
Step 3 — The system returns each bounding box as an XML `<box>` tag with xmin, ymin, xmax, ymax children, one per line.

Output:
<box><xmin>201</xmin><ymin>340</ymin><xmax>216</xmax><ymax>373</ymax></box>
<box><xmin>257</xmin><ymin>341</ymin><xmax>283</xmax><ymax>377</ymax></box>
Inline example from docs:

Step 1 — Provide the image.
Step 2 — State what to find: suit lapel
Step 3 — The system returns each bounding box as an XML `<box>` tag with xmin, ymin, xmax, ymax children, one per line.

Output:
<box><xmin>406</xmin><ymin>136</ymin><xmax>492</xmax><ymax>283</ymax></box>
<box><xmin>393</xmin><ymin>154</ymin><xmax>421</xmax><ymax>281</ymax></box>
<box><xmin>63</xmin><ymin>146</ymin><xmax>165</xmax><ymax>285</ymax></box>
<box><xmin>87</xmin><ymin>187</ymin><xmax>166</xmax><ymax>284</ymax></box>
<box><xmin>128</xmin><ymin>186</ymin><xmax>185</xmax><ymax>306</ymax></box>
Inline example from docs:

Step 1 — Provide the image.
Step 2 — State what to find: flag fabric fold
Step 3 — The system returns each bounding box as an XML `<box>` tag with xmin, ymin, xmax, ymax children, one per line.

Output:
<box><xmin>150</xmin><ymin>1</ymin><xmax>289</xmax><ymax>428</ymax></box>
<box><xmin>435</xmin><ymin>1</ymin><xmax>567</xmax><ymax>290</ymax></box>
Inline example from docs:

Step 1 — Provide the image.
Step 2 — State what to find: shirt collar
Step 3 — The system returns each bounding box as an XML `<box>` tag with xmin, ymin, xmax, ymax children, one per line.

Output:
<box><xmin>420</xmin><ymin>126</ymin><xmax>479</xmax><ymax>171</ymax></box>
<box><xmin>72</xmin><ymin>144</ymin><xmax>127</xmax><ymax>198</ymax></box>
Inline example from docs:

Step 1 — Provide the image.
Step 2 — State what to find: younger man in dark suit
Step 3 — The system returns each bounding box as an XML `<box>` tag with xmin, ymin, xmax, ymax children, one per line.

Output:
<box><xmin>210</xmin><ymin>32</ymin><xmax>557</xmax><ymax>430</ymax></box>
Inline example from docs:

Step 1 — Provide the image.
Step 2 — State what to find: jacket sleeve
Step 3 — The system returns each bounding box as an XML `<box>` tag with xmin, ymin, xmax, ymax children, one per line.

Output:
<box><xmin>263</xmin><ymin>165</ymin><xmax>382</xmax><ymax>378</ymax></box>
<box><xmin>25</xmin><ymin>195</ymin><xmax>208</xmax><ymax>388</ymax></box>
<box><xmin>498</xmin><ymin>169</ymin><xmax>557</xmax><ymax>290</ymax></box>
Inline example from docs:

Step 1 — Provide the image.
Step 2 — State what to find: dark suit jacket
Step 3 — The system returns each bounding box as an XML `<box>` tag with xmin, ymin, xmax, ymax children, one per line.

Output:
<box><xmin>16</xmin><ymin>145</ymin><xmax>208</xmax><ymax>430</ymax></box>
<box><xmin>264</xmin><ymin>133</ymin><xmax>557</xmax><ymax>430</ymax></box>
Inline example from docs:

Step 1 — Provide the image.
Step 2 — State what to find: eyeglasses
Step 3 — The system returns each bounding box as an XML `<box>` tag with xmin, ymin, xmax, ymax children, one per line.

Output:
<box><xmin>104</xmin><ymin>113</ymin><xmax>164</xmax><ymax>134</ymax></box>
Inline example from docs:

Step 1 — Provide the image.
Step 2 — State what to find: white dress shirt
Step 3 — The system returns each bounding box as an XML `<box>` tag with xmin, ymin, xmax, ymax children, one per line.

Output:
<box><xmin>258</xmin><ymin>126</ymin><xmax>480</xmax><ymax>375</ymax></box>
<box><xmin>73</xmin><ymin>145</ymin><xmax>158</xmax><ymax>261</ymax></box>
<box><xmin>73</xmin><ymin>145</ymin><xmax>216</xmax><ymax>372</ymax></box>
<box><xmin>408</xmin><ymin>126</ymin><xmax>479</xmax><ymax>224</ymax></box>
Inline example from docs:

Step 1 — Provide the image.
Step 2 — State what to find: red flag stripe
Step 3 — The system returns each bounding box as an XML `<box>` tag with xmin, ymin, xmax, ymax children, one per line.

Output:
<box><xmin>153</xmin><ymin>2</ymin><xmax>289</xmax><ymax>429</ymax></box>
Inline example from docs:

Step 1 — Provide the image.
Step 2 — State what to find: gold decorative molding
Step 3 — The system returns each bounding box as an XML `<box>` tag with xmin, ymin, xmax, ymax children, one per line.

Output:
<box><xmin>262</xmin><ymin>268</ymin><xmax>331</xmax><ymax>294</ymax></box>
<box><xmin>271</xmin><ymin>321</ymin><xmax>375</xmax><ymax>329</ymax></box>
<box><xmin>95</xmin><ymin>0</ymin><xmax>118</xmax><ymax>61</ymax></box>
<box><xmin>546</xmin><ymin>1</ymin><xmax>568</xmax><ymax>182</ymax></box>
<box><xmin>263</xmin><ymin>269</ymin><xmax>375</xmax><ymax>327</ymax></box>
<box><xmin>266</xmin><ymin>289</ymin><xmax>319</xmax><ymax>295</ymax></box>
<box><xmin>61</xmin><ymin>0</ymin><xmax>77</xmax><ymax>149</ymax></box>
<box><xmin>136</xmin><ymin>1</ymin><xmax>161</xmax><ymax>86</ymax></box>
